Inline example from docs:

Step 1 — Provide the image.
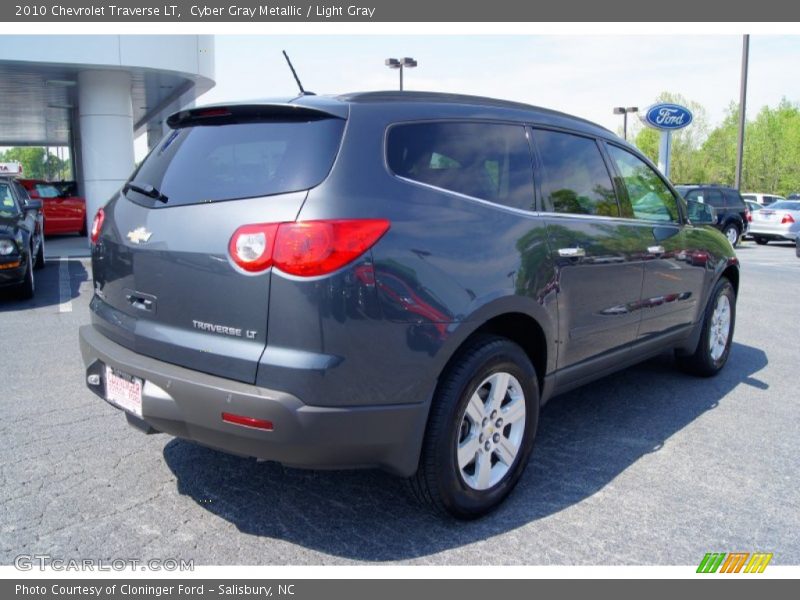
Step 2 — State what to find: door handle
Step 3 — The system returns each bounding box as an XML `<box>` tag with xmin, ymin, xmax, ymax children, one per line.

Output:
<box><xmin>125</xmin><ymin>291</ymin><xmax>156</xmax><ymax>312</ymax></box>
<box><xmin>558</xmin><ymin>247</ymin><xmax>586</xmax><ymax>258</ymax></box>
<box><xmin>647</xmin><ymin>245</ymin><xmax>665</xmax><ymax>255</ymax></box>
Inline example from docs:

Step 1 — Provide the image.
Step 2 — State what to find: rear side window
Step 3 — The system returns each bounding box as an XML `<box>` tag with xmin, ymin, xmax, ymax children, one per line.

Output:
<box><xmin>723</xmin><ymin>189</ymin><xmax>745</xmax><ymax>208</ymax></box>
<box><xmin>532</xmin><ymin>129</ymin><xmax>618</xmax><ymax>217</ymax></box>
<box><xmin>704</xmin><ymin>190</ymin><xmax>725</xmax><ymax>208</ymax></box>
<box><xmin>386</xmin><ymin>122</ymin><xmax>535</xmax><ymax>211</ymax></box>
<box><xmin>127</xmin><ymin>117</ymin><xmax>345</xmax><ymax>207</ymax></box>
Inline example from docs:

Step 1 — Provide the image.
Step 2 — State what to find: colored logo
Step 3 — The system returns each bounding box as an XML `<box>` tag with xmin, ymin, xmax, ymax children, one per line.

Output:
<box><xmin>697</xmin><ymin>552</ymin><xmax>773</xmax><ymax>573</ymax></box>
<box><xmin>641</xmin><ymin>103</ymin><xmax>693</xmax><ymax>131</ymax></box>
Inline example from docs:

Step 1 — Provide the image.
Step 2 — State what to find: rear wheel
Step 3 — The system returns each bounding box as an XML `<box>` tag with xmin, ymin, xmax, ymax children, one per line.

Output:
<box><xmin>676</xmin><ymin>278</ymin><xmax>736</xmax><ymax>377</ymax></box>
<box><xmin>722</xmin><ymin>223</ymin><xmax>741</xmax><ymax>247</ymax></box>
<box><xmin>409</xmin><ymin>335</ymin><xmax>539</xmax><ymax>519</ymax></box>
<box><xmin>755</xmin><ymin>237</ymin><xmax>768</xmax><ymax>245</ymax></box>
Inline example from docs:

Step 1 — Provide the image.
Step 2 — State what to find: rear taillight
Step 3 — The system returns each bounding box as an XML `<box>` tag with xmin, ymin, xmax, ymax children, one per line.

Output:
<box><xmin>745</xmin><ymin>208</ymin><xmax>752</xmax><ymax>222</ymax></box>
<box><xmin>229</xmin><ymin>219</ymin><xmax>390</xmax><ymax>276</ymax></box>
<box><xmin>781</xmin><ymin>214</ymin><xmax>795</xmax><ymax>224</ymax></box>
<box><xmin>90</xmin><ymin>208</ymin><xmax>104</xmax><ymax>244</ymax></box>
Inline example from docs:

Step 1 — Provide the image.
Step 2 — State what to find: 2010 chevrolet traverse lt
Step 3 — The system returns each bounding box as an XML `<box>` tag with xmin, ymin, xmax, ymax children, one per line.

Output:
<box><xmin>80</xmin><ymin>92</ymin><xmax>739</xmax><ymax>518</ymax></box>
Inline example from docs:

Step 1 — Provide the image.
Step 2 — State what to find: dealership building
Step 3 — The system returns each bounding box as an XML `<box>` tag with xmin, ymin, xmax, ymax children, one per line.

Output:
<box><xmin>0</xmin><ymin>35</ymin><xmax>215</xmax><ymax>227</ymax></box>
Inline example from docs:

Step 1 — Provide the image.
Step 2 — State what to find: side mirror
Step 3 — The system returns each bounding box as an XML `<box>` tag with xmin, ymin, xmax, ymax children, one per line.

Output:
<box><xmin>687</xmin><ymin>199</ymin><xmax>715</xmax><ymax>225</ymax></box>
<box><xmin>24</xmin><ymin>199</ymin><xmax>43</xmax><ymax>211</ymax></box>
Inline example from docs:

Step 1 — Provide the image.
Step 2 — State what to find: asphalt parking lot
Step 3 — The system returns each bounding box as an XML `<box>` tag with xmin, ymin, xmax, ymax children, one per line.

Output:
<box><xmin>1</xmin><ymin>237</ymin><xmax>798</xmax><ymax>566</ymax></box>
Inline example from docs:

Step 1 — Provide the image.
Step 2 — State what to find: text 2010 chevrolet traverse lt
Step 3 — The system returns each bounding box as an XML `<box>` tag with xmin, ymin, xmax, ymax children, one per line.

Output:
<box><xmin>80</xmin><ymin>92</ymin><xmax>739</xmax><ymax>518</ymax></box>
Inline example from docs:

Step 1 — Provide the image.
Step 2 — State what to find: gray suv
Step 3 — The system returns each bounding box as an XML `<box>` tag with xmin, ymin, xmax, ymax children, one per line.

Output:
<box><xmin>80</xmin><ymin>92</ymin><xmax>740</xmax><ymax>518</ymax></box>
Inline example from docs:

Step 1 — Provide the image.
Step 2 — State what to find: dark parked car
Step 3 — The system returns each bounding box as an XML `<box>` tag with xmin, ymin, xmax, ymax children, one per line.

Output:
<box><xmin>80</xmin><ymin>92</ymin><xmax>740</xmax><ymax>518</ymax></box>
<box><xmin>0</xmin><ymin>175</ymin><xmax>45</xmax><ymax>298</ymax></box>
<box><xmin>675</xmin><ymin>184</ymin><xmax>749</xmax><ymax>247</ymax></box>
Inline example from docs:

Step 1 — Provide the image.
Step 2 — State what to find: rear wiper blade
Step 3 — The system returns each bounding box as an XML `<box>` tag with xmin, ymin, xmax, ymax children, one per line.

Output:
<box><xmin>124</xmin><ymin>181</ymin><xmax>169</xmax><ymax>204</ymax></box>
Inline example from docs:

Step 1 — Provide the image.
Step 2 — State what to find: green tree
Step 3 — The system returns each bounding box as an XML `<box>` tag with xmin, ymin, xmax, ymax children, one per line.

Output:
<box><xmin>0</xmin><ymin>147</ymin><xmax>70</xmax><ymax>180</ymax></box>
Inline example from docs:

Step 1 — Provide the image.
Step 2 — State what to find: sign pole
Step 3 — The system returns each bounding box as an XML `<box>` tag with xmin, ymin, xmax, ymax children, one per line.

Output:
<box><xmin>658</xmin><ymin>130</ymin><xmax>672</xmax><ymax>179</ymax></box>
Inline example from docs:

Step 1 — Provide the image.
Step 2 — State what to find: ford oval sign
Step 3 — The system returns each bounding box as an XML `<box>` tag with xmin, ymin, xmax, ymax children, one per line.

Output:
<box><xmin>641</xmin><ymin>103</ymin><xmax>693</xmax><ymax>131</ymax></box>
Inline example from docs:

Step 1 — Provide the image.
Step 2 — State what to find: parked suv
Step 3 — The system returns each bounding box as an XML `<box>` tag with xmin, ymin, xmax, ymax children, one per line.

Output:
<box><xmin>675</xmin><ymin>184</ymin><xmax>748</xmax><ymax>247</ymax></box>
<box><xmin>80</xmin><ymin>92</ymin><xmax>740</xmax><ymax>518</ymax></box>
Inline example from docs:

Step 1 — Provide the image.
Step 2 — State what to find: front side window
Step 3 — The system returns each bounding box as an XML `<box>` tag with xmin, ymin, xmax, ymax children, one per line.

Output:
<box><xmin>386</xmin><ymin>121</ymin><xmax>535</xmax><ymax>211</ymax></box>
<box><xmin>606</xmin><ymin>145</ymin><xmax>679</xmax><ymax>223</ymax></box>
<box><xmin>533</xmin><ymin>129</ymin><xmax>618</xmax><ymax>217</ymax></box>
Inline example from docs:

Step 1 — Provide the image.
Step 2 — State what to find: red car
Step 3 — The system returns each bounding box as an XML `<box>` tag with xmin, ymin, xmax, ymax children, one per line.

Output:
<box><xmin>18</xmin><ymin>179</ymin><xmax>86</xmax><ymax>236</ymax></box>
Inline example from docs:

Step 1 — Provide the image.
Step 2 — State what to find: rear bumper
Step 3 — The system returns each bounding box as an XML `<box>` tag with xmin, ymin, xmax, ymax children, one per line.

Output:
<box><xmin>748</xmin><ymin>225</ymin><xmax>798</xmax><ymax>240</ymax></box>
<box><xmin>79</xmin><ymin>324</ymin><xmax>428</xmax><ymax>476</ymax></box>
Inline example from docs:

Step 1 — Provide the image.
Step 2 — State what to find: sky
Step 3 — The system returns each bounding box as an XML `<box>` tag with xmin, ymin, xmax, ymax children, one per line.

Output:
<box><xmin>136</xmin><ymin>34</ymin><xmax>800</xmax><ymax>159</ymax></box>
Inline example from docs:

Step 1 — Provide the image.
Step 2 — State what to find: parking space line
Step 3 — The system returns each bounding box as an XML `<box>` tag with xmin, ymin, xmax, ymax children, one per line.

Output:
<box><xmin>58</xmin><ymin>260</ymin><xmax>72</xmax><ymax>313</ymax></box>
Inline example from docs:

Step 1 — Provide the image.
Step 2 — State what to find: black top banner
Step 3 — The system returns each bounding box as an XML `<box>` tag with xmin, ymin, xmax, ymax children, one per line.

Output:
<box><xmin>2</xmin><ymin>0</ymin><xmax>799</xmax><ymax>22</ymax></box>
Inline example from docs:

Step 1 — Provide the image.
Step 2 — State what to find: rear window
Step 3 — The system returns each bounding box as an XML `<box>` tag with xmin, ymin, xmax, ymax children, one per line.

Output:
<box><xmin>770</xmin><ymin>201</ymin><xmax>800</xmax><ymax>210</ymax></box>
<box><xmin>386</xmin><ymin>121</ymin><xmax>535</xmax><ymax>211</ymax></box>
<box><xmin>127</xmin><ymin>117</ymin><xmax>345</xmax><ymax>207</ymax></box>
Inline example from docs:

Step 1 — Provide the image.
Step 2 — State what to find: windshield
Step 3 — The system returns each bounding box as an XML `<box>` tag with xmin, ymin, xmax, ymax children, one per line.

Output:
<box><xmin>768</xmin><ymin>201</ymin><xmax>800</xmax><ymax>210</ymax></box>
<box><xmin>127</xmin><ymin>117</ymin><xmax>345</xmax><ymax>207</ymax></box>
<box><xmin>0</xmin><ymin>182</ymin><xmax>19</xmax><ymax>217</ymax></box>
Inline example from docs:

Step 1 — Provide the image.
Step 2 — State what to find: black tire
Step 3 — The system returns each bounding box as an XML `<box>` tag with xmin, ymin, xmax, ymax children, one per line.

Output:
<box><xmin>16</xmin><ymin>252</ymin><xmax>35</xmax><ymax>300</ymax></box>
<box><xmin>409</xmin><ymin>335</ymin><xmax>539</xmax><ymax>519</ymax></box>
<box><xmin>675</xmin><ymin>278</ymin><xmax>736</xmax><ymax>377</ymax></box>
<box><xmin>79</xmin><ymin>218</ymin><xmax>87</xmax><ymax>238</ymax></box>
<box><xmin>755</xmin><ymin>237</ymin><xmax>768</xmax><ymax>245</ymax></box>
<box><xmin>722</xmin><ymin>223</ymin><xmax>741</xmax><ymax>247</ymax></box>
<box><xmin>34</xmin><ymin>239</ymin><xmax>45</xmax><ymax>270</ymax></box>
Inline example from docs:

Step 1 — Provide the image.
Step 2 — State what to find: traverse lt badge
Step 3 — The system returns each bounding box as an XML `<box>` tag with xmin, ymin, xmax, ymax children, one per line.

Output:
<box><xmin>127</xmin><ymin>227</ymin><xmax>152</xmax><ymax>244</ymax></box>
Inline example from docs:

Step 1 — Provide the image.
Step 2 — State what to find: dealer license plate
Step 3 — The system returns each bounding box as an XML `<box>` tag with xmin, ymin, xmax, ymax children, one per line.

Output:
<box><xmin>105</xmin><ymin>366</ymin><xmax>143</xmax><ymax>417</ymax></box>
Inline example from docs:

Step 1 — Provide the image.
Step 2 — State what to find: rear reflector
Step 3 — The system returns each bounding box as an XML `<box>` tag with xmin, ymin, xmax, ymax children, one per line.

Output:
<box><xmin>229</xmin><ymin>219</ymin><xmax>390</xmax><ymax>276</ymax></box>
<box><xmin>222</xmin><ymin>412</ymin><xmax>274</xmax><ymax>431</ymax></box>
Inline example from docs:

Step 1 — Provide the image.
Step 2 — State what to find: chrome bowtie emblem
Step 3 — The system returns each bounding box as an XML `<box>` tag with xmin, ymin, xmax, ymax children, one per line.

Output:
<box><xmin>127</xmin><ymin>227</ymin><xmax>152</xmax><ymax>244</ymax></box>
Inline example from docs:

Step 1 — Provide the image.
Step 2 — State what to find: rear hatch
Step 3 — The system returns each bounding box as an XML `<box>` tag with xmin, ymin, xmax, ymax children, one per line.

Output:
<box><xmin>90</xmin><ymin>104</ymin><xmax>346</xmax><ymax>383</ymax></box>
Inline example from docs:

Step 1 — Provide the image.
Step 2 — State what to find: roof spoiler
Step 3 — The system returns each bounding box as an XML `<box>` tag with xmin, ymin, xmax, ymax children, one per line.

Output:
<box><xmin>167</xmin><ymin>102</ymin><xmax>347</xmax><ymax>129</ymax></box>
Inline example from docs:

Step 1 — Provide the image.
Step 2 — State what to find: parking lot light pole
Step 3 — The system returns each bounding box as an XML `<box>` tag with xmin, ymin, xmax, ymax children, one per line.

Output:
<box><xmin>613</xmin><ymin>106</ymin><xmax>638</xmax><ymax>140</ymax></box>
<box><xmin>385</xmin><ymin>57</ymin><xmax>418</xmax><ymax>91</ymax></box>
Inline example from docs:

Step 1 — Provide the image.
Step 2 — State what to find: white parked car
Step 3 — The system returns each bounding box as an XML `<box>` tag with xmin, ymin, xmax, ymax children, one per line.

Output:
<box><xmin>741</xmin><ymin>192</ymin><xmax>785</xmax><ymax>206</ymax></box>
<box><xmin>749</xmin><ymin>200</ymin><xmax>800</xmax><ymax>245</ymax></box>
